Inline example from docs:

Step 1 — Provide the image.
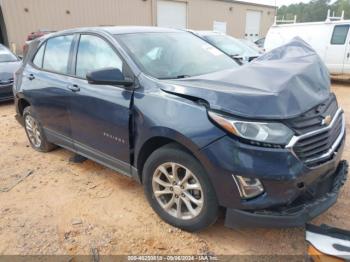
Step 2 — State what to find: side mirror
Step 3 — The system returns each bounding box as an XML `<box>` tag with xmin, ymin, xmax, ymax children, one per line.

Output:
<box><xmin>231</xmin><ymin>55</ymin><xmax>244</xmax><ymax>65</ymax></box>
<box><xmin>86</xmin><ymin>68</ymin><xmax>134</xmax><ymax>87</ymax></box>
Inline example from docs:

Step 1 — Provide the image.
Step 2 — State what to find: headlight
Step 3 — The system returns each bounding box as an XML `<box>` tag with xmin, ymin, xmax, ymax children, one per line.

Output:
<box><xmin>208</xmin><ymin>111</ymin><xmax>294</xmax><ymax>145</ymax></box>
<box><xmin>233</xmin><ymin>175</ymin><xmax>264</xmax><ymax>199</ymax></box>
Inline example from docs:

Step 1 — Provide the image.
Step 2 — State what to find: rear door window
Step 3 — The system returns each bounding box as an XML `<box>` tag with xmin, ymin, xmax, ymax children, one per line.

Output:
<box><xmin>331</xmin><ymin>25</ymin><xmax>350</xmax><ymax>45</ymax></box>
<box><xmin>75</xmin><ymin>35</ymin><xmax>123</xmax><ymax>79</ymax></box>
<box><xmin>43</xmin><ymin>35</ymin><xmax>74</xmax><ymax>74</ymax></box>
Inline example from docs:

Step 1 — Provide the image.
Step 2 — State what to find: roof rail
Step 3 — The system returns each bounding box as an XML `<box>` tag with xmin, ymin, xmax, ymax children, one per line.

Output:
<box><xmin>326</xmin><ymin>9</ymin><xmax>344</xmax><ymax>22</ymax></box>
<box><xmin>274</xmin><ymin>15</ymin><xmax>297</xmax><ymax>25</ymax></box>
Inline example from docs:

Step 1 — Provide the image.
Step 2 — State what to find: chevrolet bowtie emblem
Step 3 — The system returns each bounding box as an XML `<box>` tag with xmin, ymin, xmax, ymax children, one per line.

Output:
<box><xmin>322</xmin><ymin>115</ymin><xmax>332</xmax><ymax>126</ymax></box>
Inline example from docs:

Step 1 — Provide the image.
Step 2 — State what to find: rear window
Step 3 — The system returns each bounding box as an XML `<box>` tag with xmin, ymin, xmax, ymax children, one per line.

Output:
<box><xmin>42</xmin><ymin>35</ymin><xmax>74</xmax><ymax>74</ymax></box>
<box><xmin>331</xmin><ymin>25</ymin><xmax>349</xmax><ymax>45</ymax></box>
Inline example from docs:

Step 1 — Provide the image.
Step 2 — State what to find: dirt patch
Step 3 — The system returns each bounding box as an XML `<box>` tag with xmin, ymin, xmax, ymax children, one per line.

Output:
<box><xmin>0</xmin><ymin>169</ymin><xmax>33</xmax><ymax>192</ymax></box>
<box><xmin>0</xmin><ymin>83</ymin><xmax>349</xmax><ymax>255</ymax></box>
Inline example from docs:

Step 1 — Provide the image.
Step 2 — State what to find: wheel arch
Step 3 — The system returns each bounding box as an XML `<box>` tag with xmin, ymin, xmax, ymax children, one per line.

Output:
<box><xmin>135</xmin><ymin>133</ymin><xmax>202</xmax><ymax>183</ymax></box>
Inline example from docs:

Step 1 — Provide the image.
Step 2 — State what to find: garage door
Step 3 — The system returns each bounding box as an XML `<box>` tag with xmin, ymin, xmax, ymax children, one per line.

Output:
<box><xmin>157</xmin><ymin>0</ymin><xmax>187</xmax><ymax>29</ymax></box>
<box><xmin>245</xmin><ymin>10</ymin><xmax>262</xmax><ymax>41</ymax></box>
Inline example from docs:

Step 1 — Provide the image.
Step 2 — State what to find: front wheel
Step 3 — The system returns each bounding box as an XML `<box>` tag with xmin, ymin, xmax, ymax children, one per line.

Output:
<box><xmin>143</xmin><ymin>144</ymin><xmax>219</xmax><ymax>232</ymax></box>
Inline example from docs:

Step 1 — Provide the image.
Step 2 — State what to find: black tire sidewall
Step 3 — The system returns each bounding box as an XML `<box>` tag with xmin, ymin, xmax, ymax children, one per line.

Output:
<box><xmin>143</xmin><ymin>144</ymin><xmax>219</xmax><ymax>232</ymax></box>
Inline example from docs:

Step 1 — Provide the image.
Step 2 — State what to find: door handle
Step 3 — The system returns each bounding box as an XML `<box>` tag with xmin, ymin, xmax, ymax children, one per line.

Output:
<box><xmin>67</xmin><ymin>84</ymin><xmax>80</xmax><ymax>92</ymax></box>
<box><xmin>347</xmin><ymin>52</ymin><xmax>350</xmax><ymax>59</ymax></box>
<box><xmin>28</xmin><ymin>74</ymin><xmax>35</xmax><ymax>81</ymax></box>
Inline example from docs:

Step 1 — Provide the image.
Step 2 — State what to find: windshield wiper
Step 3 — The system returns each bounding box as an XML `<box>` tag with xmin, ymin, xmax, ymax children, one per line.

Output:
<box><xmin>175</xmin><ymin>75</ymin><xmax>191</xmax><ymax>79</ymax></box>
<box><xmin>159</xmin><ymin>75</ymin><xmax>191</xmax><ymax>80</ymax></box>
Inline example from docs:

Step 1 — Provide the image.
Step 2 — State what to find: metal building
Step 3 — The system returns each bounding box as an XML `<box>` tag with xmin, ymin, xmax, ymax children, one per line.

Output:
<box><xmin>0</xmin><ymin>0</ymin><xmax>276</xmax><ymax>53</ymax></box>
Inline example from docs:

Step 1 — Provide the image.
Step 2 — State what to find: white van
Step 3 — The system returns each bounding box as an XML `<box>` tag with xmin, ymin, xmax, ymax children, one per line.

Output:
<box><xmin>265</xmin><ymin>19</ymin><xmax>350</xmax><ymax>78</ymax></box>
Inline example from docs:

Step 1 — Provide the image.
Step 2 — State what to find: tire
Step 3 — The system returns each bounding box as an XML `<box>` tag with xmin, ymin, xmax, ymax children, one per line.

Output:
<box><xmin>143</xmin><ymin>143</ymin><xmax>219</xmax><ymax>232</ymax></box>
<box><xmin>23</xmin><ymin>106</ymin><xmax>57</xmax><ymax>152</ymax></box>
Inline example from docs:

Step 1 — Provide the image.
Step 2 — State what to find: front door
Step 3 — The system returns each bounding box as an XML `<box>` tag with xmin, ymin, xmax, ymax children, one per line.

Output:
<box><xmin>69</xmin><ymin>34</ymin><xmax>133</xmax><ymax>175</ymax></box>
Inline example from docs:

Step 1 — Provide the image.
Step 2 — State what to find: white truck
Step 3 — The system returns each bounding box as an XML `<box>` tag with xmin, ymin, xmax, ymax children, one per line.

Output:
<box><xmin>265</xmin><ymin>12</ymin><xmax>350</xmax><ymax>78</ymax></box>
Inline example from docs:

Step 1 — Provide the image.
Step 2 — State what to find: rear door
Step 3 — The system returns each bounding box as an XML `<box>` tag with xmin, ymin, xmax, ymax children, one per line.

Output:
<box><xmin>68</xmin><ymin>34</ymin><xmax>133</xmax><ymax>175</ymax></box>
<box><xmin>23</xmin><ymin>34</ymin><xmax>76</xmax><ymax>147</ymax></box>
<box><xmin>325</xmin><ymin>24</ymin><xmax>350</xmax><ymax>75</ymax></box>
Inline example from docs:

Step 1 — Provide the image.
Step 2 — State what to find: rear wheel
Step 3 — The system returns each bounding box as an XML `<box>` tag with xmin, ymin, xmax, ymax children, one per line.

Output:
<box><xmin>143</xmin><ymin>144</ymin><xmax>219</xmax><ymax>232</ymax></box>
<box><xmin>23</xmin><ymin>106</ymin><xmax>57</xmax><ymax>152</ymax></box>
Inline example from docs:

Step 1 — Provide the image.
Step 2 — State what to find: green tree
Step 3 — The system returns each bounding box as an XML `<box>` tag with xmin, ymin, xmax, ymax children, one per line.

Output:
<box><xmin>331</xmin><ymin>0</ymin><xmax>350</xmax><ymax>19</ymax></box>
<box><xmin>276</xmin><ymin>0</ymin><xmax>350</xmax><ymax>23</ymax></box>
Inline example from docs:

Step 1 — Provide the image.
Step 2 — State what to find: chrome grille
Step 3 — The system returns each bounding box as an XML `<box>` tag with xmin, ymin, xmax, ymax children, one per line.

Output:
<box><xmin>287</xmin><ymin>108</ymin><xmax>345</xmax><ymax>167</ymax></box>
<box><xmin>284</xmin><ymin>94</ymin><xmax>338</xmax><ymax>135</ymax></box>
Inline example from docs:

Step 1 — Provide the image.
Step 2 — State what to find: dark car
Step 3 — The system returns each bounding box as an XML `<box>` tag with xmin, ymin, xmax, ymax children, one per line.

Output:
<box><xmin>14</xmin><ymin>27</ymin><xmax>347</xmax><ymax>231</ymax></box>
<box><xmin>189</xmin><ymin>31</ymin><xmax>263</xmax><ymax>64</ymax></box>
<box><xmin>0</xmin><ymin>44</ymin><xmax>21</xmax><ymax>101</ymax></box>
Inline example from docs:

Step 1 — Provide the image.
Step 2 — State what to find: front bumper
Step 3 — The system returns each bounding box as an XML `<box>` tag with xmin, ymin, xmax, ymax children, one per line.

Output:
<box><xmin>200</xmin><ymin>133</ymin><xmax>346</xmax><ymax>209</ymax></box>
<box><xmin>198</xmin><ymin>114</ymin><xmax>347</xmax><ymax>228</ymax></box>
<box><xmin>225</xmin><ymin>160</ymin><xmax>348</xmax><ymax>228</ymax></box>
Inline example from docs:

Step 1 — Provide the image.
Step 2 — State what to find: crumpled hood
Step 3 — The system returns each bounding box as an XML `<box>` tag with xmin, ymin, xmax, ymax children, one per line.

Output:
<box><xmin>0</xmin><ymin>61</ymin><xmax>21</xmax><ymax>81</ymax></box>
<box><xmin>160</xmin><ymin>38</ymin><xmax>330</xmax><ymax>120</ymax></box>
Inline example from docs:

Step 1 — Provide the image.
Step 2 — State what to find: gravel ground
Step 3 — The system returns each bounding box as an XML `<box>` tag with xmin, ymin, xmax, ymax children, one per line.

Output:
<box><xmin>0</xmin><ymin>82</ymin><xmax>349</xmax><ymax>256</ymax></box>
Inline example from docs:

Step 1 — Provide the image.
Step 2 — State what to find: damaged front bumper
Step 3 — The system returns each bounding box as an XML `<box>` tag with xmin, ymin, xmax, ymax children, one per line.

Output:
<box><xmin>225</xmin><ymin>160</ymin><xmax>348</xmax><ymax>228</ymax></box>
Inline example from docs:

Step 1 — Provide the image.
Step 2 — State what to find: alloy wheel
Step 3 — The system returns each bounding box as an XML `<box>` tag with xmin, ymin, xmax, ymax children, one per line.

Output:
<box><xmin>25</xmin><ymin>115</ymin><xmax>42</xmax><ymax>148</ymax></box>
<box><xmin>152</xmin><ymin>162</ymin><xmax>204</xmax><ymax>220</ymax></box>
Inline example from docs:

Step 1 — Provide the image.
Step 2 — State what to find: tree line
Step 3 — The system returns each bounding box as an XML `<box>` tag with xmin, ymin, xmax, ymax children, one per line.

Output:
<box><xmin>277</xmin><ymin>0</ymin><xmax>350</xmax><ymax>22</ymax></box>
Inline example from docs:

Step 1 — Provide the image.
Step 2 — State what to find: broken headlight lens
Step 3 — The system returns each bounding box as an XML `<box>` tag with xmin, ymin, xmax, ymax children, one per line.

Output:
<box><xmin>208</xmin><ymin>111</ymin><xmax>294</xmax><ymax>145</ymax></box>
<box><xmin>234</xmin><ymin>175</ymin><xmax>264</xmax><ymax>199</ymax></box>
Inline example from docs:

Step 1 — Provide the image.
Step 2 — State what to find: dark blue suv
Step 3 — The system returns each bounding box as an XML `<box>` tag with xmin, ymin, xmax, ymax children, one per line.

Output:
<box><xmin>14</xmin><ymin>27</ymin><xmax>347</xmax><ymax>231</ymax></box>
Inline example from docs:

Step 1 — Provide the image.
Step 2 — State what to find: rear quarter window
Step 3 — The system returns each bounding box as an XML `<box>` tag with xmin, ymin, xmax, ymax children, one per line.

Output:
<box><xmin>32</xmin><ymin>43</ymin><xmax>46</xmax><ymax>68</ymax></box>
<box><xmin>331</xmin><ymin>25</ymin><xmax>350</xmax><ymax>45</ymax></box>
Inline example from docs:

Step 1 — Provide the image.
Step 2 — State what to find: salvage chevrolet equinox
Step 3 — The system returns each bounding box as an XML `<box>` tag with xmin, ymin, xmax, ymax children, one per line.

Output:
<box><xmin>14</xmin><ymin>27</ymin><xmax>348</xmax><ymax>231</ymax></box>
